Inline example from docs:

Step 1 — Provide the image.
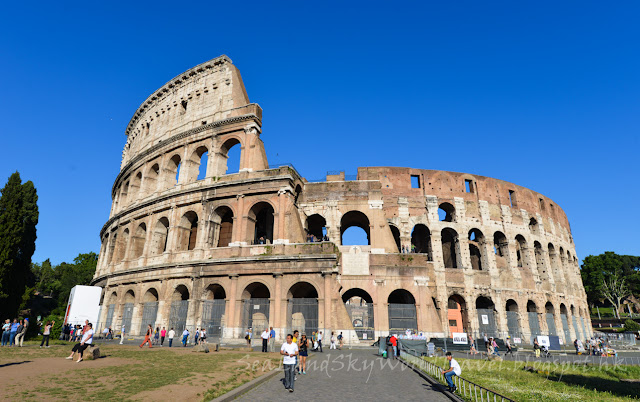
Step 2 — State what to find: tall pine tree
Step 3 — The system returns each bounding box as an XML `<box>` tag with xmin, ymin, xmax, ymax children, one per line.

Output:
<box><xmin>0</xmin><ymin>172</ymin><xmax>38</xmax><ymax>318</ymax></box>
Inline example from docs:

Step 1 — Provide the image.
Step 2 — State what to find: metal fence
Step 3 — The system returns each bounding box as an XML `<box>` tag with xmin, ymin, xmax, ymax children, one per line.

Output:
<box><xmin>202</xmin><ymin>300</ymin><xmax>225</xmax><ymax>342</ymax></box>
<box><xmin>528</xmin><ymin>312</ymin><xmax>540</xmax><ymax>343</ymax></box>
<box><xmin>140</xmin><ymin>302</ymin><xmax>159</xmax><ymax>334</ymax></box>
<box><xmin>477</xmin><ymin>309</ymin><xmax>499</xmax><ymax>338</ymax></box>
<box><xmin>288</xmin><ymin>298</ymin><xmax>318</xmax><ymax>336</ymax></box>
<box><xmin>242</xmin><ymin>298</ymin><xmax>270</xmax><ymax>334</ymax></box>
<box><xmin>506</xmin><ymin>311</ymin><xmax>521</xmax><ymax>339</ymax></box>
<box><xmin>105</xmin><ymin>304</ymin><xmax>115</xmax><ymax>331</ymax></box>
<box><xmin>122</xmin><ymin>303</ymin><xmax>134</xmax><ymax>334</ymax></box>
<box><xmin>572</xmin><ymin>316</ymin><xmax>582</xmax><ymax>340</ymax></box>
<box><xmin>580</xmin><ymin>317</ymin><xmax>588</xmax><ymax>339</ymax></box>
<box><xmin>546</xmin><ymin>313</ymin><xmax>557</xmax><ymax>336</ymax></box>
<box><xmin>561</xmin><ymin>314</ymin><xmax>571</xmax><ymax>344</ymax></box>
<box><xmin>400</xmin><ymin>350</ymin><xmax>515</xmax><ymax>402</ymax></box>
<box><xmin>388</xmin><ymin>303</ymin><xmax>417</xmax><ymax>333</ymax></box>
<box><xmin>169</xmin><ymin>300</ymin><xmax>189</xmax><ymax>332</ymax></box>
<box><xmin>345</xmin><ymin>303</ymin><xmax>375</xmax><ymax>340</ymax></box>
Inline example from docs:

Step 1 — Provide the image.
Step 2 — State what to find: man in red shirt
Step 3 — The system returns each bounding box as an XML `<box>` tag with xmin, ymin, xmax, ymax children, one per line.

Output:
<box><xmin>390</xmin><ymin>334</ymin><xmax>398</xmax><ymax>357</ymax></box>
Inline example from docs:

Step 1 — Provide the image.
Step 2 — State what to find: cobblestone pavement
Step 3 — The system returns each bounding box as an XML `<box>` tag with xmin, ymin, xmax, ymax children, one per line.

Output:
<box><xmin>235</xmin><ymin>348</ymin><xmax>450</xmax><ymax>401</ymax></box>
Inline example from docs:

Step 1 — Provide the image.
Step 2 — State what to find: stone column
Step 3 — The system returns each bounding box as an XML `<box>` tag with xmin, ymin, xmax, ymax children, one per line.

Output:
<box><xmin>273</xmin><ymin>273</ymin><xmax>283</xmax><ymax>338</ymax></box>
<box><xmin>225</xmin><ymin>275</ymin><xmax>239</xmax><ymax>339</ymax></box>
<box><xmin>232</xmin><ymin>195</ymin><xmax>246</xmax><ymax>245</ymax></box>
<box><xmin>275</xmin><ymin>189</ymin><xmax>289</xmax><ymax>244</ymax></box>
<box><xmin>322</xmin><ymin>272</ymin><xmax>333</xmax><ymax>334</ymax></box>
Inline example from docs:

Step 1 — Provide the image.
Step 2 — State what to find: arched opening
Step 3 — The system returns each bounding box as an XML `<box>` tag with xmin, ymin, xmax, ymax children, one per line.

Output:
<box><xmin>515</xmin><ymin>235</ymin><xmax>527</xmax><ymax>268</ymax></box>
<box><xmin>130</xmin><ymin>172</ymin><xmax>142</xmax><ymax>202</ymax></box>
<box><xmin>493</xmin><ymin>231</ymin><xmax>509</xmax><ymax>269</ymax></box>
<box><xmin>168</xmin><ymin>285</ymin><xmax>190</xmax><ymax>332</ymax></box>
<box><xmin>116</xmin><ymin>229</ymin><xmax>129</xmax><ymax>262</ymax></box>
<box><xmin>249</xmin><ymin>202</ymin><xmax>274</xmax><ymax>244</ymax></box>
<box><xmin>438</xmin><ymin>202</ymin><xmax>455</xmax><ymax>222</ymax></box>
<box><xmin>411</xmin><ymin>224</ymin><xmax>432</xmax><ymax>259</ymax></box>
<box><xmin>177</xmin><ymin>211</ymin><xmax>198</xmax><ymax>251</ymax></box>
<box><xmin>241</xmin><ymin>283</ymin><xmax>270</xmax><ymax>336</ymax></box>
<box><xmin>120</xmin><ymin>181</ymin><xmax>129</xmax><ymax>206</ymax></box>
<box><xmin>194</xmin><ymin>146</ymin><xmax>209</xmax><ymax>181</ymax></box>
<box><xmin>294</xmin><ymin>185</ymin><xmax>302</xmax><ymax>206</ymax></box>
<box><xmin>505</xmin><ymin>299</ymin><xmax>521</xmax><ymax>338</ymax></box>
<box><xmin>220</xmin><ymin>138</ymin><xmax>241</xmax><ymax>175</ymax></box>
<box><xmin>529</xmin><ymin>218</ymin><xmax>539</xmax><ymax>235</ymax></box>
<box><xmin>548</xmin><ymin>243</ymin><xmax>561</xmax><ymax>285</ymax></box>
<box><xmin>130</xmin><ymin>223</ymin><xmax>147</xmax><ymax>259</ymax></box>
<box><xmin>140</xmin><ymin>288</ymin><xmax>159</xmax><ymax>334</ymax></box>
<box><xmin>579</xmin><ymin>308</ymin><xmax>588</xmax><ymax>340</ymax></box>
<box><xmin>468</xmin><ymin>229</ymin><xmax>484</xmax><ymax>271</ymax></box>
<box><xmin>288</xmin><ymin>282</ymin><xmax>319</xmax><ymax>336</ymax></box>
<box><xmin>534</xmin><ymin>241</ymin><xmax>549</xmax><ymax>284</ymax></box>
<box><xmin>340</xmin><ymin>211</ymin><xmax>370</xmax><ymax>245</ymax></box>
<box><xmin>202</xmin><ymin>284</ymin><xmax>226</xmax><ymax>341</ymax></box>
<box><xmin>560</xmin><ymin>303</ymin><xmax>571</xmax><ymax>344</ymax></box>
<box><xmin>214</xmin><ymin>206</ymin><xmax>234</xmax><ymax>247</ymax></box>
<box><xmin>167</xmin><ymin>154</ymin><xmax>181</xmax><ymax>186</ymax></box>
<box><xmin>389</xmin><ymin>225</ymin><xmax>401</xmax><ymax>253</ymax></box>
<box><xmin>306</xmin><ymin>214</ymin><xmax>327</xmax><ymax>242</ymax></box>
<box><xmin>441</xmin><ymin>228</ymin><xmax>459</xmax><ymax>268</ymax></box>
<box><xmin>342</xmin><ymin>288</ymin><xmax>374</xmax><ymax>340</ymax></box>
<box><xmin>145</xmin><ymin>163</ymin><xmax>160</xmax><ymax>195</ymax></box>
<box><xmin>387</xmin><ymin>289</ymin><xmax>417</xmax><ymax>334</ymax></box>
<box><xmin>121</xmin><ymin>290</ymin><xmax>135</xmax><ymax>334</ymax></box>
<box><xmin>105</xmin><ymin>291</ymin><xmax>117</xmax><ymax>330</ymax></box>
<box><xmin>545</xmin><ymin>302</ymin><xmax>557</xmax><ymax>336</ymax></box>
<box><xmin>107</xmin><ymin>232</ymin><xmax>117</xmax><ymax>265</ymax></box>
<box><xmin>150</xmin><ymin>217</ymin><xmax>169</xmax><ymax>255</ymax></box>
<box><xmin>527</xmin><ymin>300</ymin><xmax>540</xmax><ymax>343</ymax></box>
<box><xmin>476</xmin><ymin>296</ymin><xmax>497</xmax><ymax>338</ymax></box>
<box><xmin>447</xmin><ymin>294</ymin><xmax>467</xmax><ymax>335</ymax></box>
<box><xmin>570</xmin><ymin>304</ymin><xmax>582</xmax><ymax>340</ymax></box>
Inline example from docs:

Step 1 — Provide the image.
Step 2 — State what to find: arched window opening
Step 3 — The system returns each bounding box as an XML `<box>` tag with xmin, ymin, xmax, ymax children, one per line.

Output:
<box><xmin>390</xmin><ymin>225</ymin><xmax>401</xmax><ymax>253</ymax></box>
<box><xmin>249</xmin><ymin>202</ymin><xmax>274</xmax><ymax>244</ymax></box>
<box><xmin>104</xmin><ymin>292</ymin><xmax>117</xmax><ymax>329</ymax></box>
<box><xmin>151</xmin><ymin>218</ymin><xmax>169</xmax><ymax>255</ymax></box>
<box><xmin>441</xmin><ymin>228</ymin><xmax>459</xmax><ymax>268</ymax></box>
<box><xmin>220</xmin><ymin>138</ymin><xmax>241</xmax><ymax>175</ymax></box>
<box><xmin>196</xmin><ymin>147</ymin><xmax>209</xmax><ymax>180</ymax></box>
<box><xmin>145</xmin><ymin>163</ymin><xmax>160</xmax><ymax>195</ymax></box>
<box><xmin>559</xmin><ymin>303</ymin><xmax>571</xmax><ymax>344</ymax></box>
<box><xmin>202</xmin><ymin>284</ymin><xmax>226</xmax><ymax>341</ymax></box>
<box><xmin>288</xmin><ymin>282</ymin><xmax>319</xmax><ymax>336</ymax></box>
<box><xmin>476</xmin><ymin>296</ymin><xmax>497</xmax><ymax>337</ymax></box>
<box><xmin>214</xmin><ymin>206</ymin><xmax>234</xmax><ymax>247</ymax></box>
<box><xmin>116</xmin><ymin>229</ymin><xmax>129</xmax><ymax>262</ymax></box>
<box><xmin>515</xmin><ymin>235</ymin><xmax>527</xmax><ymax>268</ymax></box>
<box><xmin>306</xmin><ymin>214</ymin><xmax>327</xmax><ymax>242</ymax></box>
<box><xmin>534</xmin><ymin>241</ymin><xmax>548</xmax><ymax>280</ymax></box>
<box><xmin>130</xmin><ymin>172</ymin><xmax>142</xmax><ymax>202</ymax></box>
<box><xmin>241</xmin><ymin>283</ymin><xmax>270</xmax><ymax>336</ymax></box>
<box><xmin>121</xmin><ymin>290</ymin><xmax>135</xmax><ymax>335</ymax></box>
<box><xmin>411</xmin><ymin>224</ymin><xmax>432</xmax><ymax>259</ymax></box>
<box><xmin>340</xmin><ymin>211</ymin><xmax>370</xmax><ymax>246</ymax></box>
<box><xmin>177</xmin><ymin>211</ymin><xmax>198</xmax><ymax>251</ymax></box>
<box><xmin>468</xmin><ymin>229</ymin><xmax>484</xmax><ymax>271</ymax></box>
<box><xmin>529</xmin><ymin>218</ymin><xmax>539</xmax><ymax>235</ymax></box>
<box><xmin>548</xmin><ymin>243</ymin><xmax>561</xmax><ymax>283</ymax></box>
<box><xmin>545</xmin><ymin>301</ymin><xmax>557</xmax><ymax>336</ymax></box>
<box><xmin>438</xmin><ymin>202</ymin><xmax>455</xmax><ymax>222</ymax></box>
<box><xmin>130</xmin><ymin>223</ymin><xmax>147</xmax><ymax>259</ymax></box>
<box><xmin>493</xmin><ymin>231</ymin><xmax>509</xmax><ymax>269</ymax></box>
<box><xmin>120</xmin><ymin>181</ymin><xmax>130</xmax><ymax>205</ymax></box>
<box><xmin>342</xmin><ymin>288</ymin><xmax>374</xmax><ymax>340</ymax></box>
<box><xmin>140</xmin><ymin>288</ymin><xmax>159</xmax><ymax>334</ymax></box>
<box><xmin>527</xmin><ymin>300</ymin><xmax>540</xmax><ymax>343</ymax></box>
<box><xmin>447</xmin><ymin>294</ymin><xmax>467</xmax><ymax>335</ymax></box>
<box><xmin>168</xmin><ymin>285</ymin><xmax>190</xmax><ymax>332</ymax></box>
<box><xmin>294</xmin><ymin>185</ymin><xmax>302</xmax><ymax>206</ymax></box>
<box><xmin>388</xmin><ymin>289</ymin><xmax>417</xmax><ymax>333</ymax></box>
<box><xmin>505</xmin><ymin>299</ymin><xmax>521</xmax><ymax>337</ymax></box>
<box><xmin>166</xmin><ymin>154</ymin><xmax>181</xmax><ymax>187</ymax></box>
<box><xmin>107</xmin><ymin>232</ymin><xmax>117</xmax><ymax>265</ymax></box>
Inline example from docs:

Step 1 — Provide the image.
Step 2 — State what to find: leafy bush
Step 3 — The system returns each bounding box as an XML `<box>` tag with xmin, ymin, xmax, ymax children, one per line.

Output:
<box><xmin>624</xmin><ymin>319</ymin><xmax>640</xmax><ymax>332</ymax></box>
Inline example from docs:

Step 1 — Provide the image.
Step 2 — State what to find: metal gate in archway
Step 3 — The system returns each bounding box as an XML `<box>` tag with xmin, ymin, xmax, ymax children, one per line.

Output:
<box><xmin>388</xmin><ymin>303</ymin><xmax>417</xmax><ymax>334</ymax></box>
<box><xmin>105</xmin><ymin>304</ymin><xmax>115</xmax><ymax>330</ymax></box>
<box><xmin>140</xmin><ymin>302</ymin><xmax>158</xmax><ymax>334</ymax></box>
<box><xmin>345</xmin><ymin>303</ymin><xmax>374</xmax><ymax>340</ymax></box>
<box><xmin>169</xmin><ymin>300</ymin><xmax>189</xmax><ymax>332</ymax></box>
<box><xmin>288</xmin><ymin>298</ymin><xmax>318</xmax><ymax>336</ymax></box>
<box><xmin>528</xmin><ymin>312</ymin><xmax>541</xmax><ymax>343</ymax></box>
<box><xmin>477</xmin><ymin>309</ymin><xmax>498</xmax><ymax>338</ymax></box>
<box><xmin>545</xmin><ymin>313</ymin><xmax>557</xmax><ymax>336</ymax></box>
<box><xmin>579</xmin><ymin>317</ymin><xmax>587</xmax><ymax>339</ymax></box>
<box><xmin>242</xmin><ymin>298</ymin><xmax>270</xmax><ymax>334</ymax></box>
<box><xmin>560</xmin><ymin>313</ymin><xmax>571</xmax><ymax>344</ymax></box>
<box><xmin>572</xmin><ymin>316</ymin><xmax>582</xmax><ymax>340</ymax></box>
<box><xmin>122</xmin><ymin>303</ymin><xmax>134</xmax><ymax>334</ymax></box>
<box><xmin>506</xmin><ymin>311</ymin><xmax>521</xmax><ymax>338</ymax></box>
<box><xmin>202</xmin><ymin>300</ymin><xmax>225</xmax><ymax>341</ymax></box>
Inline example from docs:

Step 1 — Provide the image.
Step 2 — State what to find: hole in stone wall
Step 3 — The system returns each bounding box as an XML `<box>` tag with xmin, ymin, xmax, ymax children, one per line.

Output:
<box><xmin>411</xmin><ymin>175</ymin><xmax>420</xmax><ymax>189</ymax></box>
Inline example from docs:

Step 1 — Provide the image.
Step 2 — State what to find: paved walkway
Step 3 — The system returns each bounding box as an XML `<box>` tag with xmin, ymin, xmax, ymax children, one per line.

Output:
<box><xmin>236</xmin><ymin>348</ymin><xmax>450</xmax><ymax>401</ymax></box>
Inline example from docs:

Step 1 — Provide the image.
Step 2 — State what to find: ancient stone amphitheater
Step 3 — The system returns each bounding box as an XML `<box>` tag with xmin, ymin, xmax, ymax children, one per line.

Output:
<box><xmin>92</xmin><ymin>55</ymin><xmax>592</xmax><ymax>345</ymax></box>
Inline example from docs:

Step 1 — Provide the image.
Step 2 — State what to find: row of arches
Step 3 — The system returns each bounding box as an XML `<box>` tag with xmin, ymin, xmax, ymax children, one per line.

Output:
<box><xmin>114</xmin><ymin>138</ymin><xmax>242</xmax><ymax>212</ymax></box>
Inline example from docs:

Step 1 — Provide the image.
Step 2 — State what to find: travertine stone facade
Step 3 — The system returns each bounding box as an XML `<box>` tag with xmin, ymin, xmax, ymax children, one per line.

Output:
<box><xmin>93</xmin><ymin>56</ymin><xmax>592</xmax><ymax>345</ymax></box>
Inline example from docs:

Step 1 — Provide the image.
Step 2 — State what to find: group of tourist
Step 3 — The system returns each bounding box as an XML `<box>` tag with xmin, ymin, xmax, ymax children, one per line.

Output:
<box><xmin>280</xmin><ymin>329</ymin><xmax>317</xmax><ymax>392</ymax></box>
<box><xmin>1</xmin><ymin>318</ymin><xmax>29</xmax><ymax>347</ymax></box>
<box><xmin>574</xmin><ymin>336</ymin><xmax>614</xmax><ymax>356</ymax></box>
<box><xmin>305</xmin><ymin>233</ymin><xmax>329</xmax><ymax>243</ymax></box>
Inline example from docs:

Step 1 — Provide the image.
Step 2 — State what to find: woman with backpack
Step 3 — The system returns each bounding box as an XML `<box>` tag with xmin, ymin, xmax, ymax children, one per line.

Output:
<box><xmin>140</xmin><ymin>324</ymin><xmax>153</xmax><ymax>348</ymax></box>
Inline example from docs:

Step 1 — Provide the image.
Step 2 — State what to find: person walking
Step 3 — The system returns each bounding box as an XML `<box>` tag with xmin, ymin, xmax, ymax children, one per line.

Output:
<box><xmin>140</xmin><ymin>325</ymin><xmax>153</xmax><ymax>348</ymax></box>
<box><xmin>200</xmin><ymin>328</ymin><xmax>207</xmax><ymax>344</ymax></box>
<box><xmin>534</xmin><ymin>338</ymin><xmax>541</xmax><ymax>358</ymax></box>
<box><xmin>182</xmin><ymin>328</ymin><xmax>189</xmax><ymax>347</ymax></box>
<box><xmin>338</xmin><ymin>332</ymin><xmax>344</xmax><ymax>349</ymax></box>
<box><xmin>120</xmin><ymin>324</ymin><xmax>126</xmax><ymax>344</ymax></box>
<box><xmin>40</xmin><ymin>320</ymin><xmax>54</xmax><ymax>348</ymax></box>
<box><xmin>15</xmin><ymin>318</ymin><xmax>28</xmax><ymax>347</ymax></box>
<box><xmin>469</xmin><ymin>335</ymin><xmax>478</xmax><ymax>355</ymax></box>
<box><xmin>168</xmin><ymin>328</ymin><xmax>175</xmax><ymax>347</ymax></box>
<box><xmin>160</xmin><ymin>327</ymin><xmax>166</xmax><ymax>346</ymax></box>
<box><xmin>483</xmin><ymin>333</ymin><xmax>489</xmax><ymax>350</ymax></box>
<box><xmin>317</xmin><ymin>330</ymin><xmax>323</xmax><ymax>352</ymax></box>
<box><xmin>269</xmin><ymin>326</ymin><xmax>276</xmax><ymax>352</ymax></box>
<box><xmin>389</xmin><ymin>334</ymin><xmax>398</xmax><ymax>357</ymax></box>
<box><xmin>261</xmin><ymin>328</ymin><xmax>269</xmax><ymax>352</ymax></box>
<box><xmin>505</xmin><ymin>336</ymin><xmax>514</xmax><ymax>356</ymax></box>
<box><xmin>280</xmin><ymin>334</ymin><xmax>298</xmax><ymax>393</ymax></box>
<box><xmin>65</xmin><ymin>323</ymin><xmax>94</xmax><ymax>363</ymax></box>
<box><xmin>194</xmin><ymin>328</ymin><xmax>200</xmax><ymax>345</ymax></box>
<box><xmin>245</xmin><ymin>328</ymin><xmax>252</xmax><ymax>347</ymax></box>
<box><xmin>154</xmin><ymin>327</ymin><xmax>160</xmax><ymax>345</ymax></box>
<box><xmin>298</xmin><ymin>334</ymin><xmax>310</xmax><ymax>374</ymax></box>
<box><xmin>9</xmin><ymin>319</ymin><xmax>18</xmax><ymax>346</ymax></box>
<box><xmin>330</xmin><ymin>332</ymin><xmax>337</xmax><ymax>350</ymax></box>
<box><xmin>441</xmin><ymin>351</ymin><xmax>461</xmax><ymax>393</ymax></box>
<box><xmin>2</xmin><ymin>319</ymin><xmax>10</xmax><ymax>346</ymax></box>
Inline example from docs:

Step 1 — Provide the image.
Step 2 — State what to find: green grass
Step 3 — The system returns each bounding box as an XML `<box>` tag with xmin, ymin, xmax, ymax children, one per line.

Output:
<box><xmin>422</xmin><ymin>356</ymin><xmax>640</xmax><ymax>401</ymax></box>
<box><xmin>0</xmin><ymin>345</ymin><xmax>280</xmax><ymax>401</ymax></box>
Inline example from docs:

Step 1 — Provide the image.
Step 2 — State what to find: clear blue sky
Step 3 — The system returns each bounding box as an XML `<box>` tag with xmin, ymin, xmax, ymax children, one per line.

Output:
<box><xmin>1</xmin><ymin>1</ymin><xmax>638</xmax><ymax>265</ymax></box>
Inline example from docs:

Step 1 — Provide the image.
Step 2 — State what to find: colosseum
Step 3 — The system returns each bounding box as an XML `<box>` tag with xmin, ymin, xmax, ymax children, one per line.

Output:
<box><xmin>92</xmin><ymin>55</ymin><xmax>593</xmax><ymax>346</ymax></box>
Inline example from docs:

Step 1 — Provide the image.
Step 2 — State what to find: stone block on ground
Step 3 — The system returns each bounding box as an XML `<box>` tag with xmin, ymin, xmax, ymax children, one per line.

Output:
<box><xmin>192</xmin><ymin>343</ymin><xmax>210</xmax><ymax>353</ymax></box>
<box><xmin>86</xmin><ymin>345</ymin><xmax>101</xmax><ymax>360</ymax></box>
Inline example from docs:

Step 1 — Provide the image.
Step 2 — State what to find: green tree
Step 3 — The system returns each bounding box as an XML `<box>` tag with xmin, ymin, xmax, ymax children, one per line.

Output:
<box><xmin>56</xmin><ymin>252</ymin><xmax>98</xmax><ymax>306</ymax></box>
<box><xmin>624</xmin><ymin>319</ymin><xmax>640</xmax><ymax>333</ymax></box>
<box><xmin>581</xmin><ymin>252</ymin><xmax>640</xmax><ymax>311</ymax></box>
<box><xmin>0</xmin><ymin>172</ymin><xmax>39</xmax><ymax>318</ymax></box>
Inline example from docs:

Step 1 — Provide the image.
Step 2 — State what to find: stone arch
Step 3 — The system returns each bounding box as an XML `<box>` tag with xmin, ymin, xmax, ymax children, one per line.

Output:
<box><xmin>130</xmin><ymin>222</ymin><xmax>147</xmax><ymax>259</ymax></box>
<box><xmin>121</xmin><ymin>289</ymin><xmax>136</xmax><ymax>334</ymax></box>
<box><xmin>150</xmin><ymin>217</ymin><xmax>170</xmax><ymax>255</ymax></box>
<box><xmin>476</xmin><ymin>296</ymin><xmax>498</xmax><ymax>337</ymax></box>
<box><xmin>441</xmin><ymin>228</ymin><xmax>460</xmax><ymax>268</ymax></box>
<box><xmin>189</xmin><ymin>145</ymin><xmax>209</xmax><ymax>181</ymax></box>
<box><xmin>145</xmin><ymin>163</ymin><xmax>160</xmax><ymax>195</ymax></box>
<box><xmin>515</xmin><ymin>235</ymin><xmax>527</xmax><ymax>268</ymax></box>
<box><xmin>202</xmin><ymin>283</ymin><xmax>227</xmax><ymax>340</ymax></box>
<box><xmin>389</xmin><ymin>224</ymin><xmax>401</xmax><ymax>253</ymax></box>
<box><xmin>411</xmin><ymin>224</ymin><xmax>432</xmax><ymax>259</ymax></box>
<box><xmin>529</xmin><ymin>218</ymin><xmax>539</xmax><ymax>235</ymax></box>
<box><xmin>172</xmin><ymin>285</ymin><xmax>190</xmax><ymax>301</ymax></box>
<box><xmin>177</xmin><ymin>211</ymin><xmax>198</xmax><ymax>251</ymax></box>
<box><xmin>140</xmin><ymin>288</ymin><xmax>159</xmax><ymax>334</ymax></box>
<box><xmin>438</xmin><ymin>202</ymin><xmax>455</xmax><ymax>222</ymax></box>
<box><xmin>493</xmin><ymin>231</ymin><xmax>509</xmax><ymax>269</ymax></box>
<box><xmin>534</xmin><ymin>241</ymin><xmax>550</xmax><ymax>283</ymax></box>
<box><xmin>559</xmin><ymin>303</ymin><xmax>571</xmax><ymax>343</ymax></box>
<box><xmin>241</xmin><ymin>282</ymin><xmax>270</xmax><ymax>335</ymax></box>
<box><xmin>212</xmin><ymin>206</ymin><xmax>234</xmax><ymax>247</ymax></box>
<box><xmin>527</xmin><ymin>300</ymin><xmax>540</xmax><ymax>342</ymax></box>
<box><xmin>505</xmin><ymin>299</ymin><xmax>521</xmax><ymax>337</ymax></box>
<box><xmin>342</xmin><ymin>288</ymin><xmax>375</xmax><ymax>339</ymax></box>
<box><xmin>387</xmin><ymin>289</ymin><xmax>417</xmax><ymax>333</ymax></box>
<box><xmin>107</xmin><ymin>231</ymin><xmax>117</xmax><ymax>265</ymax></box>
<box><xmin>287</xmin><ymin>281</ymin><xmax>319</xmax><ymax>336</ymax></box>
<box><xmin>166</xmin><ymin>154</ymin><xmax>182</xmax><ymax>187</ymax></box>
<box><xmin>340</xmin><ymin>210</ymin><xmax>371</xmax><ymax>246</ymax></box>
<box><xmin>306</xmin><ymin>213</ymin><xmax>327</xmax><ymax>242</ymax></box>
<box><xmin>468</xmin><ymin>228</ymin><xmax>484</xmax><ymax>271</ymax></box>
<box><xmin>204</xmin><ymin>283</ymin><xmax>227</xmax><ymax>300</ymax></box>
<box><xmin>116</xmin><ymin>228</ymin><xmax>130</xmax><ymax>262</ymax></box>
<box><xmin>168</xmin><ymin>284</ymin><xmax>190</xmax><ymax>332</ymax></box>
<box><xmin>548</xmin><ymin>243</ymin><xmax>561</xmax><ymax>284</ymax></box>
<box><xmin>447</xmin><ymin>294</ymin><xmax>468</xmax><ymax>334</ymax></box>
<box><xmin>130</xmin><ymin>171</ymin><xmax>142</xmax><ymax>202</ymax></box>
<box><xmin>248</xmin><ymin>201</ymin><xmax>275</xmax><ymax>244</ymax></box>
<box><xmin>143</xmin><ymin>288</ymin><xmax>159</xmax><ymax>302</ymax></box>
<box><xmin>545</xmin><ymin>301</ymin><xmax>557</xmax><ymax>336</ymax></box>
<box><xmin>218</xmin><ymin>137</ymin><xmax>242</xmax><ymax>175</ymax></box>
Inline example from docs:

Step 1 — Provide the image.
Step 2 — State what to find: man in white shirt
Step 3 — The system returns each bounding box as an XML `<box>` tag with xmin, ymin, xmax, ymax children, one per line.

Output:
<box><xmin>66</xmin><ymin>323</ymin><xmax>94</xmax><ymax>363</ymax></box>
<box><xmin>441</xmin><ymin>351</ymin><xmax>461</xmax><ymax>393</ymax></box>
<box><xmin>280</xmin><ymin>334</ymin><xmax>299</xmax><ymax>392</ymax></box>
<box><xmin>120</xmin><ymin>324</ymin><xmax>125</xmax><ymax>344</ymax></box>
<box><xmin>317</xmin><ymin>330</ymin><xmax>323</xmax><ymax>352</ymax></box>
<box><xmin>261</xmin><ymin>329</ymin><xmax>269</xmax><ymax>352</ymax></box>
<box><xmin>168</xmin><ymin>328</ymin><xmax>175</xmax><ymax>347</ymax></box>
<box><xmin>182</xmin><ymin>328</ymin><xmax>190</xmax><ymax>347</ymax></box>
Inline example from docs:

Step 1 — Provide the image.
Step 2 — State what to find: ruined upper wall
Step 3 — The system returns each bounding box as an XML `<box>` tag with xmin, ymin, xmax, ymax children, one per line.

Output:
<box><xmin>120</xmin><ymin>55</ymin><xmax>258</xmax><ymax>169</ymax></box>
<box><xmin>357</xmin><ymin>166</ymin><xmax>572</xmax><ymax>239</ymax></box>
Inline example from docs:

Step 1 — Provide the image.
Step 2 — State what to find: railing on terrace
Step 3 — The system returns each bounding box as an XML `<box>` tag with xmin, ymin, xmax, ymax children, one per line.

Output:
<box><xmin>267</xmin><ymin>162</ymin><xmax>297</xmax><ymax>170</ymax></box>
<box><xmin>400</xmin><ymin>349</ymin><xmax>515</xmax><ymax>402</ymax></box>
